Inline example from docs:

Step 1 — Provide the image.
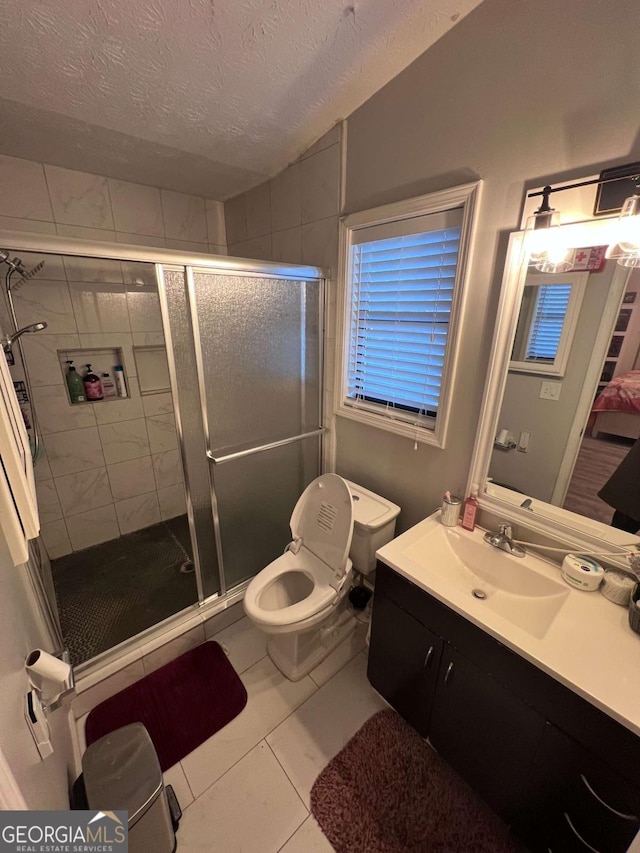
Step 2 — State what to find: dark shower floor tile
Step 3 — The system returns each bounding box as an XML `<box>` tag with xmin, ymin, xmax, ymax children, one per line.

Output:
<box><xmin>51</xmin><ymin>515</ymin><xmax>198</xmax><ymax>666</ymax></box>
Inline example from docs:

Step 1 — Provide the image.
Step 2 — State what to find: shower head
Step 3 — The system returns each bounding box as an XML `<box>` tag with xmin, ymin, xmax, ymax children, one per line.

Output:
<box><xmin>0</xmin><ymin>250</ymin><xmax>27</xmax><ymax>276</ymax></box>
<box><xmin>2</xmin><ymin>322</ymin><xmax>48</xmax><ymax>353</ymax></box>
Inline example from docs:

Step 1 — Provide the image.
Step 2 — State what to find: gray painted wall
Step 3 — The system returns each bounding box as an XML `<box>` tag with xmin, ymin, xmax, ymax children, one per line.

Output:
<box><xmin>337</xmin><ymin>0</ymin><xmax>640</xmax><ymax>530</ymax></box>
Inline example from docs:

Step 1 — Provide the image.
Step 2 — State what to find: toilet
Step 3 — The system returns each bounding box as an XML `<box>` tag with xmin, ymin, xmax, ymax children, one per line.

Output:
<box><xmin>244</xmin><ymin>474</ymin><xmax>400</xmax><ymax>681</ymax></box>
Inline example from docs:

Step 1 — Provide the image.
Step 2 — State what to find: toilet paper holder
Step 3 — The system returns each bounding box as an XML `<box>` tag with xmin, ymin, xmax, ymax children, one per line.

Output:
<box><xmin>25</xmin><ymin>648</ymin><xmax>75</xmax><ymax>712</ymax></box>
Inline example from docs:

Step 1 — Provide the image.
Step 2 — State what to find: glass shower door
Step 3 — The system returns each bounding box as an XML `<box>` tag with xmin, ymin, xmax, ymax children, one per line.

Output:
<box><xmin>189</xmin><ymin>270</ymin><xmax>323</xmax><ymax>591</ymax></box>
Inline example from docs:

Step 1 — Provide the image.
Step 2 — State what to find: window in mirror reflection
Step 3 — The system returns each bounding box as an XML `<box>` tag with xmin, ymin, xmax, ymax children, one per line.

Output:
<box><xmin>509</xmin><ymin>272</ymin><xmax>587</xmax><ymax>376</ymax></box>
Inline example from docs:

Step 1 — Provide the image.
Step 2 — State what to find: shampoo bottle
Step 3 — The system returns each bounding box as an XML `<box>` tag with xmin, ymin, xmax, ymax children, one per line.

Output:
<box><xmin>83</xmin><ymin>364</ymin><xmax>103</xmax><ymax>401</ymax></box>
<box><xmin>461</xmin><ymin>485</ymin><xmax>479</xmax><ymax>531</ymax></box>
<box><xmin>114</xmin><ymin>365</ymin><xmax>128</xmax><ymax>398</ymax></box>
<box><xmin>65</xmin><ymin>361</ymin><xmax>86</xmax><ymax>404</ymax></box>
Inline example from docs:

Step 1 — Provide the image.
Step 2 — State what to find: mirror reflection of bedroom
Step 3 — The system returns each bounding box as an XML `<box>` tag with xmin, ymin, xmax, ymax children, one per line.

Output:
<box><xmin>564</xmin><ymin>268</ymin><xmax>640</xmax><ymax>529</ymax></box>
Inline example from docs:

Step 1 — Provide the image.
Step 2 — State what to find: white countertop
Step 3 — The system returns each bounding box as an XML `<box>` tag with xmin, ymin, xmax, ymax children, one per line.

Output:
<box><xmin>376</xmin><ymin>513</ymin><xmax>640</xmax><ymax>737</ymax></box>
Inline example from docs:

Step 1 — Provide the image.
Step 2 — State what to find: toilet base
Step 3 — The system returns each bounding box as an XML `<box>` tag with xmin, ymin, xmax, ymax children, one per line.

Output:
<box><xmin>266</xmin><ymin>606</ymin><xmax>357</xmax><ymax>681</ymax></box>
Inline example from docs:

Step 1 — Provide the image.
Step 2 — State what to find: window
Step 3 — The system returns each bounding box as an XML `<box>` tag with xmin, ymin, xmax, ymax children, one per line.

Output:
<box><xmin>510</xmin><ymin>272</ymin><xmax>587</xmax><ymax>376</ymax></box>
<box><xmin>336</xmin><ymin>183</ymin><xmax>481</xmax><ymax>447</ymax></box>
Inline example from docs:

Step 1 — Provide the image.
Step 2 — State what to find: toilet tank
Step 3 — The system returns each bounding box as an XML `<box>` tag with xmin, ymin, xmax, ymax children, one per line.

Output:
<box><xmin>345</xmin><ymin>481</ymin><xmax>401</xmax><ymax>575</ymax></box>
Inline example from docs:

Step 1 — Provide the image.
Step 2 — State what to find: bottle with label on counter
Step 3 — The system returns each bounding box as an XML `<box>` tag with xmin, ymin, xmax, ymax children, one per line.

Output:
<box><xmin>461</xmin><ymin>485</ymin><xmax>479</xmax><ymax>531</ymax></box>
<box><xmin>101</xmin><ymin>372</ymin><xmax>117</xmax><ymax>400</ymax></box>
<box><xmin>83</xmin><ymin>364</ymin><xmax>103</xmax><ymax>401</ymax></box>
<box><xmin>114</xmin><ymin>365</ymin><xmax>128</xmax><ymax>398</ymax></box>
<box><xmin>65</xmin><ymin>361</ymin><xmax>86</xmax><ymax>404</ymax></box>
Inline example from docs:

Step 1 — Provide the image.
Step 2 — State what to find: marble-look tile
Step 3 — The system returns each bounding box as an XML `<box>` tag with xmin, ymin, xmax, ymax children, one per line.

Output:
<box><xmin>134</xmin><ymin>347</ymin><xmax>170</xmax><ymax>394</ymax></box>
<box><xmin>55</xmin><ymin>224</ymin><xmax>118</xmax><ymax>243</ymax></box>
<box><xmin>230</xmin><ymin>234</ymin><xmax>272</xmax><ymax>261</ymax></box>
<box><xmin>299</xmin><ymin>124</ymin><xmax>341</xmax><ymax>161</ymax></box>
<box><xmin>94</xmin><ymin>377</ymin><xmax>144</xmax><ymax>426</ymax></box>
<box><xmin>121</xmin><ymin>261</ymin><xmax>157</xmax><ymax>288</ymax></box>
<box><xmin>35</xmin><ymin>479</ymin><xmax>63</xmax><ymax>524</ymax></box>
<box><xmin>45</xmin><ymin>165</ymin><xmax>114</xmax><ymax>229</ymax></box>
<box><xmin>33</xmin><ymin>385</ymin><xmax>98</xmax><ymax>434</ymax></box>
<box><xmin>40</xmin><ymin>519</ymin><xmax>72</xmax><ymax>559</ymax></box>
<box><xmin>152</xmin><ymin>449</ymin><xmax>182</xmax><ymax>489</ymax></box>
<box><xmin>54</xmin><ymin>467</ymin><xmax>113</xmax><ymax>517</ymax></box>
<box><xmin>0</xmin><ymin>215</ymin><xmax>56</xmax><ymax>235</ymax></box>
<box><xmin>21</xmin><ymin>332</ymin><xmax>80</xmax><ymax>388</ymax></box>
<box><xmin>34</xmin><ymin>452</ymin><xmax>53</xmax><ymax>482</ymax></box>
<box><xmin>141</xmin><ymin>624</ymin><xmax>204</xmax><ymax>676</ymax></box>
<box><xmin>203</xmin><ymin>601</ymin><xmax>245</xmax><ymax>639</ymax></box>
<box><xmin>98</xmin><ymin>418</ymin><xmax>150</xmax><ymax>464</ymax></box>
<box><xmin>301</xmin><ymin>145</ymin><xmax>340</xmax><ymax>225</ymax></box>
<box><xmin>208</xmin><ymin>243</ymin><xmax>227</xmax><ymax>256</ymax></box>
<box><xmin>244</xmin><ymin>181</ymin><xmax>271</xmax><ymax>239</ymax></box>
<box><xmin>157</xmin><ymin>483</ymin><xmax>186</xmax><ymax>520</ymax></box>
<box><xmin>266</xmin><ymin>653</ymin><xmax>387</xmax><ymax>807</ymax></box>
<box><xmin>181</xmin><ymin>655</ymin><xmax>317</xmax><ymax>798</ymax></box>
<box><xmin>272</xmin><ymin>226</ymin><xmax>302</xmax><ymax>264</ymax></box>
<box><xmin>178</xmin><ymin>742</ymin><xmax>307</xmax><ymax>853</ymax></box>
<box><xmin>72</xmin><ymin>659</ymin><xmax>145</xmax><ymax>718</ymax></box>
<box><xmin>161</xmin><ymin>190</ymin><xmax>207</xmax><ymax>243</ymax></box>
<box><xmin>68</xmin><ymin>282</ymin><xmax>130</xmax><ymax>334</ymax></box>
<box><xmin>309</xmin><ymin>620</ymin><xmax>368</xmax><ymax>687</ymax></box>
<box><xmin>205</xmin><ymin>199</ymin><xmax>226</xmax><ymax>245</ymax></box>
<box><xmin>164</xmin><ymin>238</ymin><xmax>208</xmax><ymax>253</ymax></box>
<box><xmin>108</xmin><ymin>179</ymin><xmax>164</xmax><ymax>237</ymax></box>
<box><xmin>107</xmin><ymin>456</ymin><xmax>156</xmax><ymax>502</ymax></box>
<box><xmin>146</xmin><ymin>412</ymin><xmax>177</xmax><ymax>454</ymax></box>
<box><xmin>301</xmin><ymin>216</ymin><xmax>339</xmax><ymax>273</ymax></box>
<box><xmin>126</xmin><ymin>286</ymin><xmax>163</xmax><ymax>332</ymax></box>
<box><xmin>132</xmin><ymin>332</ymin><xmax>165</xmax><ymax>349</ymax></box>
<box><xmin>212</xmin><ymin>617</ymin><xmax>267</xmax><ymax>675</ymax></box>
<box><xmin>270</xmin><ymin>163</ymin><xmax>301</xmax><ymax>232</ymax></box>
<box><xmin>0</xmin><ymin>155</ymin><xmax>53</xmax><ymax>221</ymax></box>
<box><xmin>66</xmin><ymin>503</ymin><xmax>120</xmax><ymax>551</ymax></box>
<box><xmin>13</xmin><ymin>280</ymin><xmax>77</xmax><ymax>335</ymax></box>
<box><xmin>115</xmin><ymin>490</ymin><xmax>161</xmax><ymax>535</ymax></box>
<box><xmin>163</xmin><ymin>763</ymin><xmax>194</xmax><ymax>811</ymax></box>
<box><xmin>224</xmin><ymin>194</ymin><xmax>247</xmax><ymax>245</ymax></box>
<box><xmin>142</xmin><ymin>392</ymin><xmax>173</xmax><ymax>418</ymax></box>
<box><xmin>43</xmin><ymin>426</ymin><xmax>105</xmax><ymax>477</ymax></box>
<box><xmin>116</xmin><ymin>232</ymin><xmax>166</xmax><ymax>248</ymax></box>
<box><xmin>279</xmin><ymin>816</ymin><xmax>334</xmax><ymax>853</ymax></box>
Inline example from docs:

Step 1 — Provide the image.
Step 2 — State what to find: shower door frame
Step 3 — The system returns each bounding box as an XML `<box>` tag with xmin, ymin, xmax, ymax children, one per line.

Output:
<box><xmin>0</xmin><ymin>228</ymin><xmax>327</xmax><ymax>677</ymax></box>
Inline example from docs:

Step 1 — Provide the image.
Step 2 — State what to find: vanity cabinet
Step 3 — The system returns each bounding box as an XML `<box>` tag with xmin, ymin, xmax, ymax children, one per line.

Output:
<box><xmin>368</xmin><ymin>561</ymin><xmax>640</xmax><ymax>853</ymax></box>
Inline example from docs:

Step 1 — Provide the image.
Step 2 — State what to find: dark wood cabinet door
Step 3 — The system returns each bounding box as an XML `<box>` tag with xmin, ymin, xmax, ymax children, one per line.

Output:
<box><xmin>367</xmin><ymin>593</ymin><xmax>444</xmax><ymax>737</ymax></box>
<box><xmin>429</xmin><ymin>645</ymin><xmax>545</xmax><ymax>822</ymax></box>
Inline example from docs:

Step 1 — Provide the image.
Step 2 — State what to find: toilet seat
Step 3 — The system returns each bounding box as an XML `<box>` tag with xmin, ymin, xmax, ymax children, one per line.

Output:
<box><xmin>244</xmin><ymin>474</ymin><xmax>354</xmax><ymax>631</ymax></box>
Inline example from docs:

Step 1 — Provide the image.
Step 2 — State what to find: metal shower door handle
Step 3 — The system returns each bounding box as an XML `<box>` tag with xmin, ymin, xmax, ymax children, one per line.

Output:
<box><xmin>207</xmin><ymin>427</ymin><xmax>325</xmax><ymax>465</ymax></box>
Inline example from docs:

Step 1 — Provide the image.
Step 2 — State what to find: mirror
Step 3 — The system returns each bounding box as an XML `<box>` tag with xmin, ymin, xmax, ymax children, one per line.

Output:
<box><xmin>471</xmin><ymin>217</ymin><xmax>640</xmax><ymax>552</ymax></box>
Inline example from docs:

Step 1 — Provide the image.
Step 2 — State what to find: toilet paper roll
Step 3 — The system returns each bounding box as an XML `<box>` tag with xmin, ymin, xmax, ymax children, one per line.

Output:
<box><xmin>26</xmin><ymin>650</ymin><xmax>71</xmax><ymax>701</ymax></box>
<box><xmin>496</xmin><ymin>429</ymin><xmax>509</xmax><ymax>445</ymax></box>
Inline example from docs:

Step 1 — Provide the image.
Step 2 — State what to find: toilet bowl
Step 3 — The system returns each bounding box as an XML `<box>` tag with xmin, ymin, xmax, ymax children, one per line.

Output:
<box><xmin>244</xmin><ymin>474</ymin><xmax>400</xmax><ymax>681</ymax></box>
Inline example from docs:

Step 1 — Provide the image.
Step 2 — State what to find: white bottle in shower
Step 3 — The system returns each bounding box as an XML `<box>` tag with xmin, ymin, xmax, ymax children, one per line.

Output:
<box><xmin>114</xmin><ymin>365</ymin><xmax>128</xmax><ymax>398</ymax></box>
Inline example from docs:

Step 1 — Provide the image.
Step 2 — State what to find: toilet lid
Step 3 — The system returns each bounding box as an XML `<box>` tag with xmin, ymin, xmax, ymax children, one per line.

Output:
<box><xmin>290</xmin><ymin>474</ymin><xmax>354</xmax><ymax>577</ymax></box>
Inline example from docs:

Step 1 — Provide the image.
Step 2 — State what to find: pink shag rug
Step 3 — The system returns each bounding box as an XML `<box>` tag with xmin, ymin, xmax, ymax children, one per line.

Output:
<box><xmin>310</xmin><ymin>709</ymin><xmax>525</xmax><ymax>853</ymax></box>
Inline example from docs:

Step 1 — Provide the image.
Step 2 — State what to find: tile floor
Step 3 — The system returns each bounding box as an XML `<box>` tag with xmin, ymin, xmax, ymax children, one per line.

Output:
<box><xmin>79</xmin><ymin>613</ymin><xmax>386</xmax><ymax>852</ymax></box>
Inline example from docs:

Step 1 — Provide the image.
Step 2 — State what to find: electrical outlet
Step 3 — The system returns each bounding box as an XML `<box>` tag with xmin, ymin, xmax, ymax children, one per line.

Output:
<box><xmin>518</xmin><ymin>431</ymin><xmax>530</xmax><ymax>452</ymax></box>
<box><xmin>539</xmin><ymin>381</ymin><xmax>561</xmax><ymax>401</ymax></box>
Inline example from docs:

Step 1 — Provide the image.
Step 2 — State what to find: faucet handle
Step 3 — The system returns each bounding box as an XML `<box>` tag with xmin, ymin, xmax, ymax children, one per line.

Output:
<box><xmin>499</xmin><ymin>522</ymin><xmax>512</xmax><ymax>539</ymax></box>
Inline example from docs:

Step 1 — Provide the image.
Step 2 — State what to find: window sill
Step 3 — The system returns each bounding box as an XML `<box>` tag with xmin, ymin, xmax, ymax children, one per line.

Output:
<box><xmin>334</xmin><ymin>404</ymin><xmax>444</xmax><ymax>448</ymax></box>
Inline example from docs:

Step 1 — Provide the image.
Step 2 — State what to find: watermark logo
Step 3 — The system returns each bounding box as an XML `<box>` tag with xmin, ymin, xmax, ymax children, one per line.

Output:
<box><xmin>0</xmin><ymin>810</ymin><xmax>128</xmax><ymax>852</ymax></box>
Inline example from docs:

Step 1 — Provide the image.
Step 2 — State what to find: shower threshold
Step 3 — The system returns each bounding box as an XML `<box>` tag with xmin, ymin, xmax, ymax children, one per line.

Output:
<box><xmin>51</xmin><ymin>515</ymin><xmax>197</xmax><ymax>666</ymax></box>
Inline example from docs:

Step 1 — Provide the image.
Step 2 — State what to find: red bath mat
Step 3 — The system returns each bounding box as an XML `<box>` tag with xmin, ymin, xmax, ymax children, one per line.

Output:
<box><xmin>85</xmin><ymin>641</ymin><xmax>247</xmax><ymax>771</ymax></box>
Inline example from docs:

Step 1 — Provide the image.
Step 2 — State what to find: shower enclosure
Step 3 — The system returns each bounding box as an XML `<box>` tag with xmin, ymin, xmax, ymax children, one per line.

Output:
<box><xmin>0</xmin><ymin>232</ymin><xmax>325</xmax><ymax>670</ymax></box>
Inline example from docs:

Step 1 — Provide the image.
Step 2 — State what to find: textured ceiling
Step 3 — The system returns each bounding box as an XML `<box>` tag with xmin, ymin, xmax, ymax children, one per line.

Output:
<box><xmin>0</xmin><ymin>0</ymin><xmax>482</xmax><ymax>199</ymax></box>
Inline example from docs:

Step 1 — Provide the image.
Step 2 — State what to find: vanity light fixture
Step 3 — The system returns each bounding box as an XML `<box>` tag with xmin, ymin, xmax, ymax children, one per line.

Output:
<box><xmin>526</xmin><ymin>166</ymin><xmax>640</xmax><ymax>271</ymax></box>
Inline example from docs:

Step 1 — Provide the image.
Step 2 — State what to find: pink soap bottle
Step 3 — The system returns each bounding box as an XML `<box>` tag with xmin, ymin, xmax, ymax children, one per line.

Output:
<box><xmin>461</xmin><ymin>485</ymin><xmax>479</xmax><ymax>531</ymax></box>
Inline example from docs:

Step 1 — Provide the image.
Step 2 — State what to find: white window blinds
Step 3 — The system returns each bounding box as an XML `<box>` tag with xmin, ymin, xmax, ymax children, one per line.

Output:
<box><xmin>526</xmin><ymin>284</ymin><xmax>572</xmax><ymax>362</ymax></box>
<box><xmin>347</xmin><ymin>210</ymin><xmax>462</xmax><ymax>423</ymax></box>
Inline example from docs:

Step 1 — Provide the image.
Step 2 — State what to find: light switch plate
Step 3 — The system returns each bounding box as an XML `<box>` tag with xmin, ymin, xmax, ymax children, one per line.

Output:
<box><xmin>540</xmin><ymin>381</ymin><xmax>562</xmax><ymax>400</ymax></box>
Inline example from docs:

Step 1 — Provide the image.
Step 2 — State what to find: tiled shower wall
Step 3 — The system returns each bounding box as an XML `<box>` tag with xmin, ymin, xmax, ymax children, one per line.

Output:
<box><xmin>0</xmin><ymin>153</ymin><xmax>227</xmax><ymax>557</ymax></box>
<box><xmin>223</xmin><ymin>123</ymin><xmax>342</xmax><ymax>468</ymax></box>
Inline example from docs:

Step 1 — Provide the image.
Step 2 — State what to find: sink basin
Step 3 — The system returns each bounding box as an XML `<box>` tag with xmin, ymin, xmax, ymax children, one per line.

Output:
<box><xmin>402</xmin><ymin>524</ymin><xmax>570</xmax><ymax>639</ymax></box>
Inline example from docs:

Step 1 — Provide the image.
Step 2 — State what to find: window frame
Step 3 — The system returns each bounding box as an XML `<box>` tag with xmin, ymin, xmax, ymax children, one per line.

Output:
<box><xmin>334</xmin><ymin>181</ymin><xmax>482</xmax><ymax>449</ymax></box>
<box><xmin>509</xmin><ymin>271</ymin><xmax>588</xmax><ymax>377</ymax></box>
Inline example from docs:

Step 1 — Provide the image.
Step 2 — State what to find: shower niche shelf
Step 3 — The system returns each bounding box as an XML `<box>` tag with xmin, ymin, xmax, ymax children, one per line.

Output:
<box><xmin>57</xmin><ymin>347</ymin><xmax>129</xmax><ymax>405</ymax></box>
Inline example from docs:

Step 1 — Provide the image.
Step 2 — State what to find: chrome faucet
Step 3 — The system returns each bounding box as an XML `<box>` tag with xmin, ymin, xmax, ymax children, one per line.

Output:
<box><xmin>484</xmin><ymin>522</ymin><xmax>526</xmax><ymax>557</ymax></box>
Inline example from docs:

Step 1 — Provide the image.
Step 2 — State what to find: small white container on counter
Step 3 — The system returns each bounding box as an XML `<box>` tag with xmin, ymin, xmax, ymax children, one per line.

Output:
<box><xmin>560</xmin><ymin>554</ymin><xmax>604</xmax><ymax>591</ymax></box>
